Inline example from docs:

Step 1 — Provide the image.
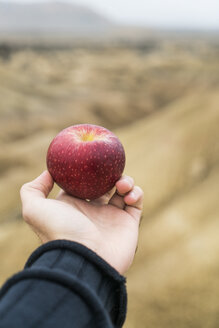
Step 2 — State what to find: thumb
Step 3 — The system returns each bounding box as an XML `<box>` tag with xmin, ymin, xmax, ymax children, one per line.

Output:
<box><xmin>20</xmin><ymin>171</ymin><xmax>54</xmax><ymax>205</ymax></box>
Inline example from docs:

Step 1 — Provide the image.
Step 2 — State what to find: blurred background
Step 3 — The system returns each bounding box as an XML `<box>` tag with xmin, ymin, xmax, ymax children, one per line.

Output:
<box><xmin>0</xmin><ymin>0</ymin><xmax>219</xmax><ymax>327</ymax></box>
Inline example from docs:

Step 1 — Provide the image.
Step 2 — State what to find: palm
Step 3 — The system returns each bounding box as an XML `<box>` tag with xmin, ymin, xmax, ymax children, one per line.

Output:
<box><xmin>21</xmin><ymin>171</ymin><xmax>143</xmax><ymax>274</ymax></box>
<box><xmin>43</xmin><ymin>194</ymin><xmax>139</xmax><ymax>273</ymax></box>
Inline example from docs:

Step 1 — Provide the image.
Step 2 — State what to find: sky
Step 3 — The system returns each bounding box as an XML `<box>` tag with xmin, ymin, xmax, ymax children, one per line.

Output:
<box><xmin>4</xmin><ymin>0</ymin><xmax>219</xmax><ymax>29</ymax></box>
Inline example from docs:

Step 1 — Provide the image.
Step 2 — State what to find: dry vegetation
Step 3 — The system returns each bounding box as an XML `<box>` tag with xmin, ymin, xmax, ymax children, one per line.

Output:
<box><xmin>0</xmin><ymin>36</ymin><xmax>219</xmax><ymax>327</ymax></box>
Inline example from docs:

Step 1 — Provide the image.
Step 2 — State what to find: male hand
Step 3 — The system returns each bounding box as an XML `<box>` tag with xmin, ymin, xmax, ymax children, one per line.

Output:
<box><xmin>20</xmin><ymin>171</ymin><xmax>144</xmax><ymax>274</ymax></box>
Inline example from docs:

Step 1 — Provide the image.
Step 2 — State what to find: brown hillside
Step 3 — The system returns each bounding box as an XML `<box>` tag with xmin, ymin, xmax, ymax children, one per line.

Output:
<box><xmin>0</xmin><ymin>39</ymin><xmax>219</xmax><ymax>327</ymax></box>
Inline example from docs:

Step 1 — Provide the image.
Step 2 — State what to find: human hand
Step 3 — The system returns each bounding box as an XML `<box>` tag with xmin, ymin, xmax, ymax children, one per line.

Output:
<box><xmin>20</xmin><ymin>171</ymin><xmax>144</xmax><ymax>274</ymax></box>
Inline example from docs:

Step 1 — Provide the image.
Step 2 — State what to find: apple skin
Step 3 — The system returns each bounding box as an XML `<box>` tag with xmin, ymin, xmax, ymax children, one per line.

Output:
<box><xmin>46</xmin><ymin>124</ymin><xmax>126</xmax><ymax>200</ymax></box>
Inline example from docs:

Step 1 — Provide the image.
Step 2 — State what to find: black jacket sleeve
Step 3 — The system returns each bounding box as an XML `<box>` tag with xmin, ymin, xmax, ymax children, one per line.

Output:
<box><xmin>0</xmin><ymin>240</ymin><xmax>127</xmax><ymax>328</ymax></box>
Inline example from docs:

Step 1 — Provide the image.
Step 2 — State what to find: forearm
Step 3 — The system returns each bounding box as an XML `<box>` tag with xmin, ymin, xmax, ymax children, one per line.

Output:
<box><xmin>0</xmin><ymin>240</ymin><xmax>127</xmax><ymax>328</ymax></box>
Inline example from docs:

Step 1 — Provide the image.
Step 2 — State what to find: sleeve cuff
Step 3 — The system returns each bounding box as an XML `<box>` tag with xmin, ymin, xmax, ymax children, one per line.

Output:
<box><xmin>24</xmin><ymin>240</ymin><xmax>127</xmax><ymax>327</ymax></box>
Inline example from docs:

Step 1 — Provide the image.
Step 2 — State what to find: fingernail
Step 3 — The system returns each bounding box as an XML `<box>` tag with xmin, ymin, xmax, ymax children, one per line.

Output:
<box><xmin>39</xmin><ymin>171</ymin><xmax>48</xmax><ymax>178</ymax></box>
<box><xmin>126</xmin><ymin>181</ymin><xmax>132</xmax><ymax>189</ymax></box>
<box><xmin>129</xmin><ymin>191</ymin><xmax>136</xmax><ymax>199</ymax></box>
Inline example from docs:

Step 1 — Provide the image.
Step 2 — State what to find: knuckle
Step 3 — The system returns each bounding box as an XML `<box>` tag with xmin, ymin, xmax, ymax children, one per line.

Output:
<box><xmin>21</xmin><ymin>200</ymin><xmax>34</xmax><ymax>223</ymax></box>
<box><xmin>22</xmin><ymin>205</ymin><xmax>30</xmax><ymax>222</ymax></box>
<box><xmin>20</xmin><ymin>184</ymin><xmax>26</xmax><ymax>195</ymax></box>
<box><xmin>20</xmin><ymin>182</ymin><xmax>30</xmax><ymax>195</ymax></box>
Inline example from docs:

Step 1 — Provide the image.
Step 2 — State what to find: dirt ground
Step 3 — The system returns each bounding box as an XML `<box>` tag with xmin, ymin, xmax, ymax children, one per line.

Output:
<box><xmin>0</xmin><ymin>37</ymin><xmax>219</xmax><ymax>327</ymax></box>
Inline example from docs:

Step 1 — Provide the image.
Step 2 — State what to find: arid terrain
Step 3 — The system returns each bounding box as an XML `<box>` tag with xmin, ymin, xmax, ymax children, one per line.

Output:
<box><xmin>0</xmin><ymin>36</ymin><xmax>219</xmax><ymax>327</ymax></box>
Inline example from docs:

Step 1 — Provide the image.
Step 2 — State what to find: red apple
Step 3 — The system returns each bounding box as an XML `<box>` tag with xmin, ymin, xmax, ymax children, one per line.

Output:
<box><xmin>46</xmin><ymin>124</ymin><xmax>126</xmax><ymax>200</ymax></box>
